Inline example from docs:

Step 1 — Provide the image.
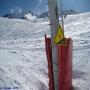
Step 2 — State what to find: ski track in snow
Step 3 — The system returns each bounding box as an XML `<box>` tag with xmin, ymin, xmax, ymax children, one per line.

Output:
<box><xmin>0</xmin><ymin>12</ymin><xmax>90</xmax><ymax>90</ymax></box>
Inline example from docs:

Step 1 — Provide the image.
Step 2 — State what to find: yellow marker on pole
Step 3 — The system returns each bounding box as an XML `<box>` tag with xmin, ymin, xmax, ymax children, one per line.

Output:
<box><xmin>54</xmin><ymin>25</ymin><xmax>67</xmax><ymax>45</ymax></box>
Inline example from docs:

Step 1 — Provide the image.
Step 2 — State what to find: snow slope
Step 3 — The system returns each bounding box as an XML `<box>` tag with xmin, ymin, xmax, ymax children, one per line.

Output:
<box><xmin>0</xmin><ymin>18</ymin><xmax>49</xmax><ymax>90</ymax></box>
<box><xmin>64</xmin><ymin>13</ymin><xmax>90</xmax><ymax>90</ymax></box>
<box><xmin>0</xmin><ymin>12</ymin><xmax>90</xmax><ymax>90</ymax></box>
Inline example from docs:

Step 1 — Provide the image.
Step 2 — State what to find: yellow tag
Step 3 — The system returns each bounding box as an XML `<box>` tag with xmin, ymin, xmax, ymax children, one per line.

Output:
<box><xmin>54</xmin><ymin>25</ymin><xmax>64</xmax><ymax>44</ymax></box>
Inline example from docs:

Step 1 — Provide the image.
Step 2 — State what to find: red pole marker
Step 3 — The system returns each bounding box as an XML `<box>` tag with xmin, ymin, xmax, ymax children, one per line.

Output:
<box><xmin>45</xmin><ymin>35</ymin><xmax>54</xmax><ymax>90</ymax></box>
<box><xmin>58</xmin><ymin>38</ymin><xmax>72</xmax><ymax>90</ymax></box>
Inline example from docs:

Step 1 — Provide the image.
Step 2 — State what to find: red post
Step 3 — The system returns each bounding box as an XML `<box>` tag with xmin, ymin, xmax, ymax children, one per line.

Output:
<box><xmin>45</xmin><ymin>35</ymin><xmax>54</xmax><ymax>90</ymax></box>
<box><xmin>45</xmin><ymin>35</ymin><xmax>72</xmax><ymax>90</ymax></box>
<box><xmin>58</xmin><ymin>38</ymin><xmax>72</xmax><ymax>90</ymax></box>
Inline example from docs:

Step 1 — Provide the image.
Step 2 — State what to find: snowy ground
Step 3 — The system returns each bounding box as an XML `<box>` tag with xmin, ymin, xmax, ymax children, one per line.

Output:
<box><xmin>0</xmin><ymin>12</ymin><xmax>90</xmax><ymax>90</ymax></box>
<box><xmin>0</xmin><ymin>18</ymin><xmax>49</xmax><ymax>90</ymax></box>
<box><xmin>64</xmin><ymin>13</ymin><xmax>90</xmax><ymax>90</ymax></box>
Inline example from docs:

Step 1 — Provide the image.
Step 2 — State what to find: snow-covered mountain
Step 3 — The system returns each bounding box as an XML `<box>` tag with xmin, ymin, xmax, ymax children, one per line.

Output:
<box><xmin>24</xmin><ymin>13</ymin><xmax>37</xmax><ymax>21</ymax></box>
<box><xmin>37</xmin><ymin>11</ymin><xmax>49</xmax><ymax>18</ymax></box>
<box><xmin>3</xmin><ymin>10</ymin><xmax>35</xmax><ymax>20</ymax></box>
<box><xmin>62</xmin><ymin>9</ymin><xmax>79</xmax><ymax>15</ymax></box>
<box><xmin>0</xmin><ymin>12</ymin><xmax>90</xmax><ymax>90</ymax></box>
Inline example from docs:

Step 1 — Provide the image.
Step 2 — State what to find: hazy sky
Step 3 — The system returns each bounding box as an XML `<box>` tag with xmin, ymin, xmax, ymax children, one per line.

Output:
<box><xmin>0</xmin><ymin>0</ymin><xmax>47</xmax><ymax>16</ymax></box>
<box><xmin>61</xmin><ymin>0</ymin><xmax>90</xmax><ymax>13</ymax></box>
<box><xmin>0</xmin><ymin>0</ymin><xmax>90</xmax><ymax>16</ymax></box>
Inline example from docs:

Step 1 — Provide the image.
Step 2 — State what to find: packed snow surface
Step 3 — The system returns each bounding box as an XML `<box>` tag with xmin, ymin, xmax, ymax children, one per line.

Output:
<box><xmin>0</xmin><ymin>12</ymin><xmax>90</xmax><ymax>90</ymax></box>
